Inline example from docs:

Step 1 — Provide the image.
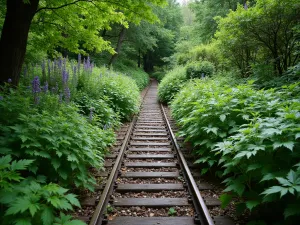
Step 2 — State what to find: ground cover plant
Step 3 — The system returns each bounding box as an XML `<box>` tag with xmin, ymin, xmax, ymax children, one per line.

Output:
<box><xmin>171</xmin><ymin>77</ymin><xmax>300</xmax><ymax>224</ymax></box>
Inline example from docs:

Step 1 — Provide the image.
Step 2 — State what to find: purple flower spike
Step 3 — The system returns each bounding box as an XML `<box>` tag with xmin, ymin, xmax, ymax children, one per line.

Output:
<box><xmin>62</xmin><ymin>70</ymin><xmax>69</xmax><ymax>85</ymax></box>
<box><xmin>0</xmin><ymin>96</ymin><xmax>3</xmax><ymax>101</ymax></box>
<box><xmin>64</xmin><ymin>87</ymin><xmax>71</xmax><ymax>103</ymax></box>
<box><xmin>7</xmin><ymin>78</ymin><xmax>12</xmax><ymax>83</ymax></box>
<box><xmin>32</xmin><ymin>76</ymin><xmax>41</xmax><ymax>94</ymax></box>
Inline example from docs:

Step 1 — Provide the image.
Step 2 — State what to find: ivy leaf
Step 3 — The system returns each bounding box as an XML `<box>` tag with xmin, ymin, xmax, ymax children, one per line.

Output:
<box><xmin>260</xmin><ymin>173</ymin><xmax>276</xmax><ymax>182</ymax></box>
<box><xmin>287</xmin><ymin>170</ymin><xmax>297</xmax><ymax>183</ymax></box>
<box><xmin>295</xmin><ymin>133</ymin><xmax>300</xmax><ymax>140</ymax></box>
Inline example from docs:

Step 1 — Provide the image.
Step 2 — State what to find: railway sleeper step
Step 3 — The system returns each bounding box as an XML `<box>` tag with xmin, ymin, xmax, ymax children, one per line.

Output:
<box><xmin>124</xmin><ymin>162</ymin><xmax>177</xmax><ymax>168</ymax></box>
<box><xmin>134</xmin><ymin>129</ymin><xmax>167</xmax><ymax>132</ymax></box>
<box><xmin>116</xmin><ymin>183</ymin><xmax>184</xmax><ymax>192</ymax></box>
<box><xmin>213</xmin><ymin>216</ymin><xmax>236</xmax><ymax>225</ymax></box>
<box><xmin>121</xmin><ymin>171</ymin><xmax>179</xmax><ymax>178</ymax></box>
<box><xmin>107</xmin><ymin>217</ymin><xmax>195</xmax><ymax>225</ymax></box>
<box><xmin>126</xmin><ymin>154</ymin><xmax>175</xmax><ymax>159</ymax></box>
<box><xmin>133</xmin><ymin>133</ymin><xmax>168</xmax><ymax>136</ymax></box>
<box><xmin>81</xmin><ymin>196</ymin><xmax>97</xmax><ymax>206</ymax></box>
<box><xmin>112</xmin><ymin>198</ymin><xmax>190</xmax><ymax>207</ymax></box>
<box><xmin>131</xmin><ymin>137</ymin><xmax>169</xmax><ymax>141</ymax></box>
<box><xmin>204</xmin><ymin>197</ymin><xmax>221</xmax><ymax>206</ymax></box>
<box><xmin>135</xmin><ymin>126</ymin><xmax>166</xmax><ymax>129</ymax></box>
<box><xmin>130</xmin><ymin>142</ymin><xmax>171</xmax><ymax>146</ymax></box>
<box><xmin>128</xmin><ymin>147</ymin><xmax>172</xmax><ymax>152</ymax></box>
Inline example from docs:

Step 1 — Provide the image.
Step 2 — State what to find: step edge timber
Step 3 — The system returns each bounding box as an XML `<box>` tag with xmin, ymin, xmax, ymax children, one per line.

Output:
<box><xmin>121</xmin><ymin>171</ymin><xmax>179</xmax><ymax>178</ymax></box>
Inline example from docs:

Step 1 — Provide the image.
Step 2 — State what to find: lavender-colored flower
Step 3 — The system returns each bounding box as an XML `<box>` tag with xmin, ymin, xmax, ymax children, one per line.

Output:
<box><xmin>32</xmin><ymin>76</ymin><xmax>41</xmax><ymax>94</ymax></box>
<box><xmin>0</xmin><ymin>96</ymin><xmax>3</xmax><ymax>101</ymax></box>
<box><xmin>7</xmin><ymin>78</ymin><xmax>12</xmax><ymax>83</ymax></box>
<box><xmin>62</xmin><ymin>70</ymin><xmax>69</xmax><ymax>85</ymax></box>
<box><xmin>244</xmin><ymin>2</ymin><xmax>248</xmax><ymax>9</ymax></box>
<box><xmin>64</xmin><ymin>86</ymin><xmax>71</xmax><ymax>103</ymax></box>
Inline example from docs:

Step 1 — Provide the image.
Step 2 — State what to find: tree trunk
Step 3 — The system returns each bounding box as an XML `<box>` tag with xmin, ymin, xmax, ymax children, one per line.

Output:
<box><xmin>143</xmin><ymin>51</ymin><xmax>154</xmax><ymax>73</ymax></box>
<box><xmin>108</xmin><ymin>26</ymin><xmax>126</xmax><ymax>66</ymax></box>
<box><xmin>0</xmin><ymin>0</ymin><xmax>39</xmax><ymax>86</ymax></box>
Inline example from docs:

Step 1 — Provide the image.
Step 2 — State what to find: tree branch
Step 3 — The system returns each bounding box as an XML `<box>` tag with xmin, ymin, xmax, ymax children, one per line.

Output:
<box><xmin>36</xmin><ymin>0</ymin><xmax>86</xmax><ymax>13</ymax></box>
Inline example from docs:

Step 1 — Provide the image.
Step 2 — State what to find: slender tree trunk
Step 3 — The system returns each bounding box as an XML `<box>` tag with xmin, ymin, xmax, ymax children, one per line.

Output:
<box><xmin>143</xmin><ymin>51</ymin><xmax>154</xmax><ymax>73</ymax></box>
<box><xmin>0</xmin><ymin>0</ymin><xmax>39</xmax><ymax>86</ymax></box>
<box><xmin>108</xmin><ymin>26</ymin><xmax>126</xmax><ymax>66</ymax></box>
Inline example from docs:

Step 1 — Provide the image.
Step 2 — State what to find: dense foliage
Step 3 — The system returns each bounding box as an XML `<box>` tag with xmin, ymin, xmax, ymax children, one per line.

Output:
<box><xmin>0</xmin><ymin>55</ymin><xmax>141</xmax><ymax>223</ymax></box>
<box><xmin>171</xmin><ymin>77</ymin><xmax>300</xmax><ymax>223</ymax></box>
<box><xmin>158</xmin><ymin>66</ymin><xmax>187</xmax><ymax>103</ymax></box>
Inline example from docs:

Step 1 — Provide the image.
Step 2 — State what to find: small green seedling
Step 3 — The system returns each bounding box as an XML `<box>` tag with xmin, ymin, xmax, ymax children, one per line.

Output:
<box><xmin>106</xmin><ymin>204</ymin><xmax>114</xmax><ymax>213</ymax></box>
<box><xmin>168</xmin><ymin>207</ymin><xmax>176</xmax><ymax>216</ymax></box>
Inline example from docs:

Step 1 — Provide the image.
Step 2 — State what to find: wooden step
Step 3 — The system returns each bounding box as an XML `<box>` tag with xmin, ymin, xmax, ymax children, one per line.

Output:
<box><xmin>131</xmin><ymin>137</ymin><xmax>169</xmax><ymax>141</ymax></box>
<box><xmin>128</xmin><ymin>147</ymin><xmax>172</xmax><ymax>152</ymax></box>
<box><xmin>134</xmin><ymin>129</ymin><xmax>167</xmax><ymax>132</ymax></box>
<box><xmin>135</xmin><ymin>126</ymin><xmax>166</xmax><ymax>129</ymax></box>
<box><xmin>116</xmin><ymin>183</ymin><xmax>184</xmax><ymax>192</ymax></box>
<box><xmin>204</xmin><ymin>197</ymin><xmax>221</xmax><ymax>206</ymax></box>
<box><xmin>213</xmin><ymin>216</ymin><xmax>235</xmax><ymax>225</ymax></box>
<box><xmin>126</xmin><ymin>154</ymin><xmax>175</xmax><ymax>159</ymax></box>
<box><xmin>113</xmin><ymin>198</ymin><xmax>189</xmax><ymax>207</ymax></box>
<box><xmin>124</xmin><ymin>162</ymin><xmax>177</xmax><ymax>168</ymax></box>
<box><xmin>107</xmin><ymin>217</ymin><xmax>195</xmax><ymax>225</ymax></box>
<box><xmin>130</xmin><ymin>142</ymin><xmax>171</xmax><ymax>146</ymax></box>
<box><xmin>121</xmin><ymin>171</ymin><xmax>179</xmax><ymax>178</ymax></box>
<box><xmin>133</xmin><ymin>133</ymin><xmax>168</xmax><ymax>136</ymax></box>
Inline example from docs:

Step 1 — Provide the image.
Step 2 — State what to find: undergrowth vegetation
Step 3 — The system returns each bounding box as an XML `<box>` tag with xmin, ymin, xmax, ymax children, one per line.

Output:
<box><xmin>0</xmin><ymin>56</ymin><xmax>143</xmax><ymax>224</ymax></box>
<box><xmin>171</xmin><ymin>77</ymin><xmax>300</xmax><ymax>224</ymax></box>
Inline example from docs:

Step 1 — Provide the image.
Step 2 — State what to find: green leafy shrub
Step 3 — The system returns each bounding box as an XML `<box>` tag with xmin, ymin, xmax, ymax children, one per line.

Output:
<box><xmin>0</xmin><ymin>155</ymin><xmax>84</xmax><ymax>225</ymax></box>
<box><xmin>80</xmin><ymin>68</ymin><xmax>141</xmax><ymax>120</ymax></box>
<box><xmin>186</xmin><ymin>61</ymin><xmax>215</xmax><ymax>79</ymax></box>
<box><xmin>171</xmin><ymin>77</ymin><xmax>300</xmax><ymax>223</ymax></box>
<box><xmin>113</xmin><ymin>60</ymin><xmax>150</xmax><ymax>90</ymax></box>
<box><xmin>0</xmin><ymin>92</ymin><xmax>115</xmax><ymax>190</ymax></box>
<box><xmin>151</xmin><ymin>71</ymin><xmax>165</xmax><ymax>82</ymax></box>
<box><xmin>158</xmin><ymin>66</ymin><xmax>187</xmax><ymax>103</ymax></box>
<box><xmin>74</xmin><ymin>91</ymin><xmax>120</xmax><ymax>129</ymax></box>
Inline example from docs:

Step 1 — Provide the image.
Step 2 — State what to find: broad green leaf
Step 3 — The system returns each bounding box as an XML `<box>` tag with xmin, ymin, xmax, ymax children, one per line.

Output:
<box><xmin>65</xmin><ymin>194</ymin><xmax>81</xmax><ymax>208</ymax></box>
<box><xmin>276</xmin><ymin>177</ymin><xmax>291</xmax><ymax>187</ymax></box>
<box><xmin>14</xmin><ymin>218</ymin><xmax>32</xmax><ymax>225</ymax></box>
<box><xmin>219</xmin><ymin>194</ymin><xmax>232</xmax><ymax>209</ymax></box>
<box><xmin>5</xmin><ymin>197</ymin><xmax>31</xmax><ymax>215</ymax></box>
<box><xmin>10</xmin><ymin>159</ymin><xmax>34</xmax><ymax>171</ymax></box>
<box><xmin>246</xmin><ymin>200</ymin><xmax>260</xmax><ymax>211</ymax></box>
<box><xmin>261</xmin><ymin>186</ymin><xmax>282</xmax><ymax>196</ymax></box>
<box><xmin>41</xmin><ymin>206</ymin><xmax>54</xmax><ymax>225</ymax></box>
<box><xmin>219</xmin><ymin>114</ymin><xmax>226</xmax><ymax>122</ymax></box>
